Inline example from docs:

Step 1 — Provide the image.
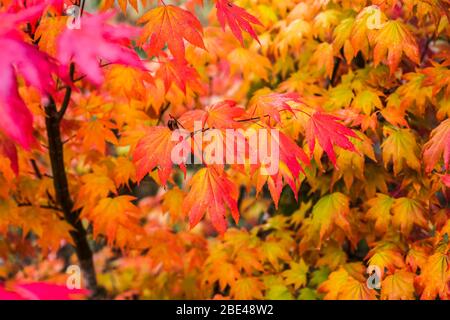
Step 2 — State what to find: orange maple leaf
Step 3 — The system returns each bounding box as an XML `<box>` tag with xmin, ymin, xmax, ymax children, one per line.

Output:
<box><xmin>156</xmin><ymin>58</ymin><xmax>206</xmax><ymax>94</ymax></box>
<box><xmin>138</xmin><ymin>4</ymin><xmax>206</xmax><ymax>61</ymax></box>
<box><xmin>178</xmin><ymin>100</ymin><xmax>245</xmax><ymax>130</ymax></box>
<box><xmin>373</xmin><ymin>20</ymin><xmax>419</xmax><ymax>74</ymax></box>
<box><xmin>183</xmin><ymin>166</ymin><xmax>239</xmax><ymax>234</ymax></box>
<box><xmin>87</xmin><ymin>195</ymin><xmax>143</xmax><ymax>247</ymax></box>
<box><xmin>133</xmin><ymin>126</ymin><xmax>187</xmax><ymax>184</ymax></box>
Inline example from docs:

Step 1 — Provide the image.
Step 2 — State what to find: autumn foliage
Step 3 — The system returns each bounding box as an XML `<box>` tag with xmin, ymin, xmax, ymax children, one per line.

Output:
<box><xmin>0</xmin><ymin>0</ymin><xmax>449</xmax><ymax>300</ymax></box>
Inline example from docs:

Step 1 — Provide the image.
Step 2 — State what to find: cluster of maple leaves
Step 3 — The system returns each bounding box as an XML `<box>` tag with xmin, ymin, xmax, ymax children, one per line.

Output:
<box><xmin>0</xmin><ymin>0</ymin><xmax>449</xmax><ymax>300</ymax></box>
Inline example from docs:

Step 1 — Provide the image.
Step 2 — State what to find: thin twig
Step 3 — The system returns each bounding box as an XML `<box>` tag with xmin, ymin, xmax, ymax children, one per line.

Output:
<box><xmin>157</xmin><ymin>103</ymin><xmax>170</xmax><ymax>125</ymax></box>
<box><xmin>72</xmin><ymin>62</ymin><xmax>113</xmax><ymax>83</ymax></box>
<box><xmin>17</xmin><ymin>202</ymin><xmax>63</xmax><ymax>213</ymax></box>
<box><xmin>58</xmin><ymin>64</ymin><xmax>75</xmax><ymax>120</ymax></box>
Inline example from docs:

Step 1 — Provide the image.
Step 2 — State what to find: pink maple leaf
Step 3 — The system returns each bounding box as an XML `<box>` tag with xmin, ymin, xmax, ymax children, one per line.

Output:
<box><xmin>57</xmin><ymin>11</ymin><xmax>145</xmax><ymax>86</ymax></box>
<box><xmin>0</xmin><ymin>282</ymin><xmax>88</xmax><ymax>300</ymax></box>
<box><xmin>0</xmin><ymin>5</ymin><xmax>58</xmax><ymax>149</ymax></box>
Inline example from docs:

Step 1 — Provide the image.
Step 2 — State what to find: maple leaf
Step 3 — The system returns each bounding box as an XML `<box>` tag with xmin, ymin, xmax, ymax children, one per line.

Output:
<box><xmin>310</xmin><ymin>192</ymin><xmax>352</xmax><ymax>246</ymax></box>
<box><xmin>101</xmin><ymin>0</ymin><xmax>145</xmax><ymax>12</ymax></box>
<box><xmin>310</xmin><ymin>42</ymin><xmax>334</xmax><ymax>78</ymax></box>
<box><xmin>317</xmin><ymin>243</ymin><xmax>348</xmax><ymax>271</ymax></box>
<box><xmin>75</xmin><ymin>166</ymin><xmax>117</xmax><ymax>209</ymax></box>
<box><xmin>248</xmin><ymin>91</ymin><xmax>300</xmax><ymax>124</ymax></box>
<box><xmin>133</xmin><ymin>126</ymin><xmax>187</xmax><ymax>185</ymax></box>
<box><xmin>204</xmin><ymin>243</ymin><xmax>240</xmax><ymax>290</ymax></box>
<box><xmin>234</xmin><ymin>247</ymin><xmax>264</xmax><ymax>273</ymax></box>
<box><xmin>85</xmin><ymin>195</ymin><xmax>142</xmax><ymax>246</ymax></box>
<box><xmin>318</xmin><ymin>264</ymin><xmax>376</xmax><ymax>300</ymax></box>
<box><xmin>260</xmin><ymin>238</ymin><xmax>292</xmax><ymax>269</ymax></box>
<box><xmin>264</xmin><ymin>283</ymin><xmax>294</xmax><ymax>300</ymax></box>
<box><xmin>0</xmin><ymin>5</ymin><xmax>58</xmax><ymax>148</ymax></box>
<box><xmin>406</xmin><ymin>245</ymin><xmax>429</xmax><ymax>273</ymax></box>
<box><xmin>0</xmin><ymin>282</ymin><xmax>88</xmax><ymax>300</ymax></box>
<box><xmin>117</xmin><ymin>0</ymin><xmax>139</xmax><ymax>13</ymax></box>
<box><xmin>365</xmin><ymin>242</ymin><xmax>405</xmax><ymax>275</ymax></box>
<box><xmin>138</xmin><ymin>4</ymin><xmax>205</xmax><ymax>61</ymax></box>
<box><xmin>416</xmin><ymin>241</ymin><xmax>449</xmax><ymax>300</ymax></box>
<box><xmin>37</xmin><ymin>215</ymin><xmax>74</xmax><ymax>254</ymax></box>
<box><xmin>305</xmin><ymin>111</ymin><xmax>358</xmax><ymax>166</ymax></box>
<box><xmin>366</xmin><ymin>193</ymin><xmax>394</xmax><ymax>234</ymax></box>
<box><xmin>57</xmin><ymin>11</ymin><xmax>144</xmax><ymax>85</ymax></box>
<box><xmin>215</xmin><ymin>0</ymin><xmax>263</xmax><ymax>45</ymax></box>
<box><xmin>282</xmin><ymin>259</ymin><xmax>309</xmax><ymax>290</ymax></box>
<box><xmin>230</xmin><ymin>277</ymin><xmax>265</xmax><ymax>299</ymax></box>
<box><xmin>178</xmin><ymin>100</ymin><xmax>245</xmax><ymax>130</ymax></box>
<box><xmin>381</xmin><ymin>270</ymin><xmax>415</xmax><ymax>300</ymax></box>
<box><xmin>103</xmin><ymin>65</ymin><xmax>153</xmax><ymax>100</ymax></box>
<box><xmin>112</xmin><ymin>157</ymin><xmax>137</xmax><ymax>188</ymax></box>
<box><xmin>255</xmin><ymin>131</ymin><xmax>310</xmax><ymax>208</ymax></box>
<box><xmin>373</xmin><ymin>20</ymin><xmax>420</xmax><ymax>74</ymax></box>
<box><xmin>183</xmin><ymin>166</ymin><xmax>239</xmax><ymax>234</ymax></box>
<box><xmin>156</xmin><ymin>57</ymin><xmax>205</xmax><ymax>94</ymax></box>
<box><xmin>381</xmin><ymin>127</ymin><xmax>421</xmax><ymax>175</ymax></box>
<box><xmin>227</xmin><ymin>47</ymin><xmax>271</xmax><ymax>80</ymax></box>
<box><xmin>351</xmin><ymin>90</ymin><xmax>383</xmax><ymax>115</ymax></box>
<box><xmin>162</xmin><ymin>187</ymin><xmax>186</xmax><ymax>223</ymax></box>
<box><xmin>392</xmin><ymin>197</ymin><xmax>428</xmax><ymax>236</ymax></box>
<box><xmin>77</xmin><ymin>119</ymin><xmax>118</xmax><ymax>154</ymax></box>
<box><xmin>35</xmin><ymin>15</ymin><xmax>67</xmax><ymax>56</ymax></box>
<box><xmin>423</xmin><ymin>119</ymin><xmax>450</xmax><ymax>173</ymax></box>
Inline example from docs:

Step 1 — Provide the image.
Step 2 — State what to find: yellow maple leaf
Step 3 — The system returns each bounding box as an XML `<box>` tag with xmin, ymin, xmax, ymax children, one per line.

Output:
<box><xmin>366</xmin><ymin>193</ymin><xmax>394</xmax><ymax>234</ymax></box>
<box><xmin>381</xmin><ymin>270</ymin><xmax>415</xmax><ymax>300</ymax></box>
<box><xmin>416</xmin><ymin>241</ymin><xmax>450</xmax><ymax>300</ymax></box>
<box><xmin>318</xmin><ymin>263</ymin><xmax>376</xmax><ymax>300</ymax></box>
<box><xmin>310</xmin><ymin>192</ymin><xmax>352</xmax><ymax>246</ymax></box>
<box><xmin>373</xmin><ymin>20</ymin><xmax>419</xmax><ymax>74</ymax></box>
<box><xmin>392</xmin><ymin>197</ymin><xmax>428</xmax><ymax>236</ymax></box>
<box><xmin>230</xmin><ymin>277</ymin><xmax>265</xmax><ymax>300</ymax></box>
<box><xmin>282</xmin><ymin>259</ymin><xmax>309</xmax><ymax>289</ymax></box>
<box><xmin>381</xmin><ymin>127</ymin><xmax>421</xmax><ymax>175</ymax></box>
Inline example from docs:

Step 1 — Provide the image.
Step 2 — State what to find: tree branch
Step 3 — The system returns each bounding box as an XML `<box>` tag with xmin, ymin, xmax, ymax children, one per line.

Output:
<box><xmin>57</xmin><ymin>63</ymin><xmax>75</xmax><ymax>120</ymax></box>
<box><xmin>45</xmin><ymin>95</ymin><xmax>99</xmax><ymax>296</ymax></box>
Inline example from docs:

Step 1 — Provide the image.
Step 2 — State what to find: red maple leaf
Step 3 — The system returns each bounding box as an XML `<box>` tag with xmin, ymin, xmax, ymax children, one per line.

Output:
<box><xmin>305</xmin><ymin>112</ymin><xmax>359</xmax><ymax>165</ymax></box>
<box><xmin>215</xmin><ymin>0</ymin><xmax>263</xmax><ymax>45</ymax></box>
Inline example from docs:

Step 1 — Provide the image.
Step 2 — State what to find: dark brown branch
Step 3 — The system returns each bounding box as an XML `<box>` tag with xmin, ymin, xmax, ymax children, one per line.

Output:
<box><xmin>58</xmin><ymin>86</ymin><xmax>72</xmax><ymax>121</ymax></box>
<box><xmin>72</xmin><ymin>62</ymin><xmax>112</xmax><ymax>83</ymax></box>
<box><xmin>45</xmin><ymin>96</ymin><xmax>99</xmax><ymax>295</ymax></box>
<box><xmin>30</xmin><ymin>159</ymin><xmax>43</xmax><ymax>179</ymax></box>
<box><xmin>157</xmin><ymin>103</ymin><xmax>170</xmax><ymax>125</ymax></box>
<box><xmin>57</xmin><ymin>64</ymin><xmax>75</xmax><ymax>120</ymax></box>
<box><xmin>80</xmin><ymin>0</ymin><xmax>86</xmax><ymax>17</ymax></box>
<box><xmin>17</xmin><ymin>202</ymin><xmax>63</xmax><ymax>213</ymax></box>
<box><xmin>327</xmin><ymin>57</ymin><xmax>341</xmax><ymax>88</ymax></box>
<box><xmin>30</xmin><ymin>159</ymin><xmax>56</xmax><ymax>204</ymax></box>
